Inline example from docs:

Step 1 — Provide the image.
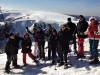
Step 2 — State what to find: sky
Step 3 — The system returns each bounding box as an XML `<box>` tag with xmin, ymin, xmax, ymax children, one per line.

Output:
<box><xmin>0</xmin><ymin>0</ymin><xmax>100</xmax><ymax>16</ymax></box>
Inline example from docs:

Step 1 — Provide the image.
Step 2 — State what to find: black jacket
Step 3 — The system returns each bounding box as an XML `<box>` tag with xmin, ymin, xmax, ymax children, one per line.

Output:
<box><xmin>21</xmin><ymin>38</ymin><xmax>32</xmax><ymax>53</ymax></box>
<box><xmin>77</xmin><ymin>20</ymin><xmax>88</xmax><ymax>38</ymax></box>
<box><xmin>57</xmin><ymin>29</ymin><xmax>70</xmax><ymax>54</ymax></box>
<box><xmin>66</xmin><ymin>22</ymin><xmax>76</xmax><ymax>39</ymax></box>
<box><xmin>5</xmin><ymin>39</ymin><xmax>18</xmax><ymax>55</ymax></box>
<box><xmin>49</xmin><ymin>34</ymin><xmax>58</xmax><ymax>48</ymax></box>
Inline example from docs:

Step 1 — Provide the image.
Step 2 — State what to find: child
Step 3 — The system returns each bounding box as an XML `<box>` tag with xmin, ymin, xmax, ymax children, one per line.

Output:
<box><xmin>21</xmin><ymin>33</ymin><xmax>38</xmax><ymax>66</ymax></box>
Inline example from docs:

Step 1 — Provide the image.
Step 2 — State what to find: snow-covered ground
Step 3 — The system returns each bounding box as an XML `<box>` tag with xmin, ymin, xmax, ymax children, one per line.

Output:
<box><xmin>0</xmin><ymin>10</ymin><xmax>100</xmax><ymax>75</ymax></box>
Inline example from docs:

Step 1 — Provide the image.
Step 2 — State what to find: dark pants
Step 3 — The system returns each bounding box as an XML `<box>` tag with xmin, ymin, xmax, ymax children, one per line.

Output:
<box><xmin>48</xmin><ymin>45</ymin><xmax>51</xmax><ymax>59</ymax></box>
<box><xmin>51</xmin><ymin>47</ymin><xmax>56</xmax><ymax>60</ymax></box>
<box><xmin>89</xmin><ymin>39</ymin><xmax>99</xmax><ymax>59</ymax></box>
<box><xmin>59</xmin><ymin>53</ymin><xmax>67</xmax><ymax>63</ymax></box>
<box><xmin>38</xmin><ymin>42</ymin><xmax>45</xmax><ymax>59</ymax></box>
<box><xmin>5</xmin><ymin>55</ymin><xmax>17</xmax><ymax>70</ymax></box>
<box><xmin>73</xmin><ymin>36</ymin><xmax>77</xmax><ymax>50</ymax></box>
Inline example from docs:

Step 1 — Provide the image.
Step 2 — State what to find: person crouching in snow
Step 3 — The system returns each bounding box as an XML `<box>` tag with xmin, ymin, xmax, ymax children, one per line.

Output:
<box><xmin>5</xmin><ymin>33</ymin><xmax>20</xmax><ymax>73</ymax></box>
<box><xmin>48</xmin><ymin>29</ymin><xmax>58</xmax><ymax>65</ymax></box>
<box><xmin>57</xmin><ymin>25</ymin><xmax>70</xmax><ymax>69</ymax></box>
<box><xmin>87</xmin><ymin>16</ymin><xmax>100</xmax><ymax>64</ymax></box>
<box><xmin>21</xmin><ymin>33</ymin><xmax>38</xmax><ymax>66</ymax></box>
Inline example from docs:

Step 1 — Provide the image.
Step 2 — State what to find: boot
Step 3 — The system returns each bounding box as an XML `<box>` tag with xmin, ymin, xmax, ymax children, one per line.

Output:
<box><xmin>57</xmin><ymin>62</ymin><xmax>64</xmax><ymax>67</ymax></box>
<box><xmin>64</xmin><ymin>63</ymin><xmax>68</xmax><ymax>69</ymax></box>
<box><xmin>89</xmin><ymin>58</ymin><xmax>99</xmax><ymax>64</ymax></box>
<box><xmin>13</xmin><ymin>59</ymin><xmax>20</xmax><ymax>68</ymax></box>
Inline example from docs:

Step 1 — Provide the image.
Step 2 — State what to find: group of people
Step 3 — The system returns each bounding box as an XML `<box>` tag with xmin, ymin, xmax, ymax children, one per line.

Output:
<box><xmin>4</xmin><ymin>15</ymin><xmax>100</xmax><ymax>73</ymax></box>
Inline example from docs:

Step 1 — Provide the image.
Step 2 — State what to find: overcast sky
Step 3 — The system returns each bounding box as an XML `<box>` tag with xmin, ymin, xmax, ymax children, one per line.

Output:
<box><xmin>0</xmin><ymin>0</ymin><xmax>100</xmax><ymax>16</ymax></box>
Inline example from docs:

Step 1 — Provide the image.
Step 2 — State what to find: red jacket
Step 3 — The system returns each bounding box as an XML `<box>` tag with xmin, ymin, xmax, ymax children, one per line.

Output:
<box><xmin>88</xmin><ymin>20</ymin><xmax>100</xmax><ymax>40</ymax></box>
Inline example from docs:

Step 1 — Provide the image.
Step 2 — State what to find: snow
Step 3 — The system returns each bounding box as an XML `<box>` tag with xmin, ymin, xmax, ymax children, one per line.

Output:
<box><xmin>0</xmin><ymin>10</ymin><xmax>100</xmax><ymax>75</ymax></box>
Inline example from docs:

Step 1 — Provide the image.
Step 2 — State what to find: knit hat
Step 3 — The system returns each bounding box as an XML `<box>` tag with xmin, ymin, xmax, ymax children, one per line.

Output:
<box><xmin>89</xmin><ymin>16</ymin><xmax>96</xmax><ymax>21</ymax></box>
<box><xmin>9</xmin><ymin>33</ymin><xmax>14</xmax><ymax>37</ymax></box>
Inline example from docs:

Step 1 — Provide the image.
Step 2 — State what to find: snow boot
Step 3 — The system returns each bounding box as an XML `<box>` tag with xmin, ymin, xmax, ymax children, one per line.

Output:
<box><xmin>57</xmin><ymin>62</ymin><xmax>64</xmax><ymax>67</ymax></box>
<box><xmin>64</xmin><ymin>63</ymin><xmax>68</xmax><ymax>69</ymax></box>
<box><xmin>5</xmin><ymin>69</ymin><xmax>10</xmax><ymax>74</ymax></box>
<box><xmin>89</xmin><ymin>58</ymin><xmax>99</xmax><ymax>64</ymax></box>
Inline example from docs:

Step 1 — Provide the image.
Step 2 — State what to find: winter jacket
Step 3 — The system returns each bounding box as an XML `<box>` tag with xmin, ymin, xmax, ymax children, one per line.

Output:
<box><xmin>57</xmin><ymin>29</ymin><xmax>70</xmax><ymax>54</ymax></box>
<box><xmin>36</xmin><ymin>30</ymin><xmax>45</xmax><ymax>43</ymax></box>
<box><xmin>77</xmin><ymin>20</ymin><xmax>88</xmax><ymax>38</ymax></box>
<box><xmin>49</xmin><ymin>34</ymin><xmax>58</xmax><ymax>48</ymax></box>
<box><xmin>45</xmin><ymin>28</ymin><xmax>57</xmax><ymax>41</ymax></box>
<box><xmin>5</xmin><ymin>39</ymin><xmax>18</xmax><ymax>55</ymax></box>
<box><xmin>5</xmin><ymin>33</ymin><xmax>22</xmax><ymax>48</ymax></box>
<box><xmin>66</xmin><ymin>22</ymin><xmax>76</xmax><ymax>39</ymax></box>
<box><xmin>88</xmin><ymin>20</ymin><xmax>100</xmax><ymax>40</ymax></box>
<box><xmin>21</xmin><ymin>38</ymin><xmax>32</xmax><ymax>53</ymax></box>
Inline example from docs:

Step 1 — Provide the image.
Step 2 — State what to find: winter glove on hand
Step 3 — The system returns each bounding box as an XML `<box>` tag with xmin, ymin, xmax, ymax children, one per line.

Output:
<box><xmin>26</xmin><ymin>27</ymin><xmax>28</xmax><ymax>29</ymax></box>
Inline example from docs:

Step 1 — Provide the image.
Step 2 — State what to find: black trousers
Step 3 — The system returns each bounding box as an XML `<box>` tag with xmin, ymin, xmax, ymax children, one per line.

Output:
<box><xmin>38</xmin><ymin>42</ymin><xmax>45</xmax><ymax>59</ymax></box>
<box><xmin>51</xmin><ymin>47</ymin><xmax>56</xmax><ymax>60</ymax></box>
<box><xmin>59</xmin><ymin>53</ymin><xmax>67</xmax><ymax>63</ymax></box>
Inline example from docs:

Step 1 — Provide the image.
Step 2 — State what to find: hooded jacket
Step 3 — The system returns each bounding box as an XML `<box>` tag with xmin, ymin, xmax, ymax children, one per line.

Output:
<box><xmin>88</xmin><ymin>20</ymin><xmax>100</xmax><ymax>40</ymax></box>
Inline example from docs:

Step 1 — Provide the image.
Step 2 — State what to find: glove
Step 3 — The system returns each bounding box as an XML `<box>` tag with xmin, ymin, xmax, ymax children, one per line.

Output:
<box><xmin>26</xmin><ymin>27</ymin><xmax>28</xmax><ymax>29</ymax></box>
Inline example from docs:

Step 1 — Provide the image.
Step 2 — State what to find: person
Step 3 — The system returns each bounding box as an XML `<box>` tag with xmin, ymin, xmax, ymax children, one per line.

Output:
<box><xmin>21</xmin><ymin>33</ymin><xmax>38</xmax><ymax>66</ymax></box>
<box><xmin>5</xmin><ymin>32</ymin><xmax>22</xmax><ymax>68</ymax></box>
<box><xmin>76</xmin><ymin>15</ymin><xmax>88</xmax><ymax>58</ymax></box>
<box><xmin>66</xmin><ymin>18</ymin><xmax>77</xmax><ymax>54</ymax></box>
<box><xmin>57</xmin><ymin>25</ymin><xmax>70</xmax><ymax>69</ymax></box>
<box><xmin>26</xmin><ymin>27</ymin><xmax>39</xmax><ymax>58</ymax></box>
<box><xmin>36</xmin><ymin>27</ymin><xmax>45</xmax><ymax>60</ymax></box>
<box><xmin>87</xmin><ymin>16</ymin><xmax>100</xmax><ymax>64</ymax></box>
<box><xmin>45</xmin><ymin>24</ymin><xmax>57</xmax><ymax>60</ymax></box>
<box><xmin>5</xmin><ymin>33</ymin><xmax>20</xmax><ymax>73</ymax></box>
<box><xmin>48</xmin><ymin>29</ymin><xmax>58</xmax><ymax>65</ymax></box>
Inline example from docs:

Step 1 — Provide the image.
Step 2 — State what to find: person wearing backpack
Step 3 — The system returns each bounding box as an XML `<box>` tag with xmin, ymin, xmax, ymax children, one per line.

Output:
<box><xmin>88</xmin><ymin>16</ymin><xmax>100</xmax><ymax>64</ymax></box>
<box><xmin>76</xmin><ymin>15</ymin><xmax>88</xmax><ymax>58</ymax></box>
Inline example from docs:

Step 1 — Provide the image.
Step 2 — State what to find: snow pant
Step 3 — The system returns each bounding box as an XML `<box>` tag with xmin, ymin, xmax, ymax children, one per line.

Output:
<box><xmin>33</xmin><ymin>42</ymin><xmax>39</xmax><ymax>57</ymax></box>
<box><xmin>5</xmin><ymin>55</ymin><xmax>17</xmax><ymax>70</ymax></box>
<box><xmin>38</xmin><ymin>42</ymin><xmax>45</xmax><ymax>59</ymax></box>
<box><xmin>51</xmin><ymin>47</ymin><xmax>56</xmax><ymax>60</ymax></box>
<box><xmin>23</xmin><ymin>52</ymin><xmax>35</xmax><ymax>64</ymax></box>
<box><xmin>78</xmin><ymin>38</ymin><xmax>84</xmax><ymax>56</ymax></box>
<box><xmin>89</xmin><ymin>39</ymin><xmax>99</xmax><ymax>59</ymax></box>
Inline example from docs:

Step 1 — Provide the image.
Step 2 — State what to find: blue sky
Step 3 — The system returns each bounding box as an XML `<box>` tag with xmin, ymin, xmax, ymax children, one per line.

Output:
<box><xmin>0</xmin><ymin>0</ymin><xmax>100</xmax><ymax>16</ymax></box>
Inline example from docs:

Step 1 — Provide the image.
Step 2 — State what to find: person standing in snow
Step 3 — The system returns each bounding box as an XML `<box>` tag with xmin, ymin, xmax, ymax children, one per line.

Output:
<box><xmin>66</xmin><ymin>18</ymin><xmax>77</xmax><ymax>54</ymax></box>
<box><xmin>5</xmin><ymin>32</ymin><xmax>22</xmax><ymax>68</ymax></box>
<box><xmin>5</xmin><ymin>33</ymin><xmax>20</xmax><ymax>73</ymax></box>
<box><xmin>26</xmin><ymin>27</ymin><xmax>39</xmax><ymax>58</ymax></box>
<box><xmin>48</xmin><ymin>29</ymin><xmax>58</xmax><ymax>65</ymax></box>
<box><xmin>36</xmin><ymin>27</ymin><xmax>45</xmax><ymax>60</ymax></box>
<box><xmin>21</xmin><ymin>33</ymin><xmax>38</xmax><ymax>66</ymax></box>
<box><xmin>87</xmin><ymin>16</ymin><xmax>100</xmax><ymax>64</ymax></box>
<box><xmin>57</xmin><ymin>25</ymin><xmax>70</xmax><ymax>69</ymax></box>
<box><xmin>76</xmin><ymin>15</ymin><xmax>88</xmax><ymax>58</ymax></box>
<box><xmin>45</xmin><ymin>24</ymin><xmax>57</xmax><ymax>60</ymax></box>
